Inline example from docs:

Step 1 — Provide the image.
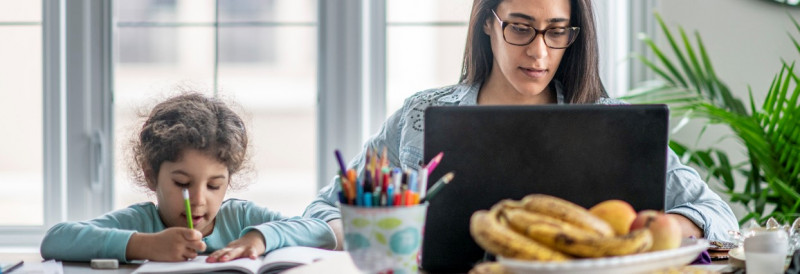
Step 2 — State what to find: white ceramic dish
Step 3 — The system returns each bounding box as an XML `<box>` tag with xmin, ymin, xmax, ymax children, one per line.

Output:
<box><xmin>498</xmin><ymin>238</ymin><xmax>708</xmax><ymax>274</ymax></box>
<box><xmin>727</xmin><ymin>246</ymin><xmax>745</xmax><ymax>268</ymax></box>
<box><xmin>727</xmin><ymin>247</ymin><xmax>744</xmax><ymax>259</ymax></box>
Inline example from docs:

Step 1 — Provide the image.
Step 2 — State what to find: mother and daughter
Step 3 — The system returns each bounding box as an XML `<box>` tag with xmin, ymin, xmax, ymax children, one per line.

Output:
<box><xmin>41</xmin><ymin>0</ymin><xmax>737</xmax><ymax>264</ymax></box>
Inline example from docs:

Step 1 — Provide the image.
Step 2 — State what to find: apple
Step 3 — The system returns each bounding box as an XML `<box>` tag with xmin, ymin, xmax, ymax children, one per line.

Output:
<box><xmin>629</xmin><ymin>210</ymin><xmax>659</xmax><ymax>231</ymax></box>
<box><xmin>629</xmin><ymin>210</ymin><xmax>682</xmax><ymax>251</ymax></box>
<box><xmin>589</xmin><ymin>199</ymin><xmax>637</xmax><ymax>236</ymax></box>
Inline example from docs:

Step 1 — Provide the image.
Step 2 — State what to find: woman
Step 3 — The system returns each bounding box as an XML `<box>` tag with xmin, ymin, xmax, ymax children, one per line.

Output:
<box><xmin>305</xmin><ymin>0</ymin><xmax>738</xmax><ymax>250</ymax></box>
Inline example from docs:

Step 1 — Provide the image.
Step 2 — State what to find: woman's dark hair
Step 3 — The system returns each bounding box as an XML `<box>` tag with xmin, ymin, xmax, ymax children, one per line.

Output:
<box><xmin>131</xmin><ymin>92</ymin><xmax>250</xmax><ymax>190</ymax></box>
<box><xmin>459</xmin><ymin>0</ymin><xmax>608</xmax><ymax>103</ymax></box>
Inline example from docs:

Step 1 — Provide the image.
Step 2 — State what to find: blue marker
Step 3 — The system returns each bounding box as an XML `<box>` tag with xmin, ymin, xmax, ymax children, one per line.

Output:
<box><xmin>408</xmin><ymin>170</ymin><xmax>418</xmax><ymax>194</ymax></box>
<box><xmin>364</xmin><ymin>192</ymin><xmax>373</xmax><ymax>207</ymax></box>
<box><xmin>387</xmin><ymin>183</ymin><xmax>394</xmax><ymax>206</ymax></box>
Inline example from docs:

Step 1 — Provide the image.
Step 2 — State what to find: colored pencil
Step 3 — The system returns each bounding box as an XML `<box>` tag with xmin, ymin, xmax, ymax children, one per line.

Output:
<box><xmin>419</xmin><ymin>172</ymin><xmax>454</xmax><ymax>203</ymax></box>
<box><xmin>334</xmin><ymin>150</ymin><xmax>347</xmax><ymax>175</ymax></box>
<box><xmin>182</xmin><ymin>188</ymin><xmax>194</xmax><ymax>229</ymax></box>
<box><xmin>426</xmin><ymin>152</ymin><xmax>444</xmax><ymax>176</ymax></box>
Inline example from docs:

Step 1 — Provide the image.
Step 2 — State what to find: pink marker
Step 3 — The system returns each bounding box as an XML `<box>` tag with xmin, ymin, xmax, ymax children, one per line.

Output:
<box><xmin>426</xmin><ymin>152</ymin><xmax>444</xmax><ymax>176</ymax></box>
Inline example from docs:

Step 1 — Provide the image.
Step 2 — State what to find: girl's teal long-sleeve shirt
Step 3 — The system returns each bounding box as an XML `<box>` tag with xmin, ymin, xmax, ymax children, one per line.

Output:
<box><xmin>41</xmin><ymin>198</ymin><xmax>336</xmax><ymax>262</ymax></box>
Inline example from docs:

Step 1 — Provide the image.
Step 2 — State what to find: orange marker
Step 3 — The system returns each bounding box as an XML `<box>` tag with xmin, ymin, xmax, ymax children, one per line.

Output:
<box><xmin>346</xmin><ymin>169</ymin><xmax>357</xmax><ymax>199</ymax></box>
<box><xmin>340</xmin><ymin>177</ymin><xmax>354</xmax><ymax>204</ymax></box>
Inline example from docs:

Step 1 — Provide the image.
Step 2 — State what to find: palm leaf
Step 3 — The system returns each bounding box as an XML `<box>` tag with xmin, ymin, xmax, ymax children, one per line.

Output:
<box><xmin>636</xmin><ymin>54</ymin><xmax>678</xmax><ymax>87</ymax></box>
<box><xmin>641</xmin><ymin>35</ymin><xmax>687</xmax><ymax>88</ymax></box>
<box><xmin>627</xmin><ymin>12</ymin><xmax>800</xmax><ymax>224</ymax></box>
<box><xmin>654</xmin><ymin>14</ymin><xmax>696</xmax><ymax>92</ymax></box>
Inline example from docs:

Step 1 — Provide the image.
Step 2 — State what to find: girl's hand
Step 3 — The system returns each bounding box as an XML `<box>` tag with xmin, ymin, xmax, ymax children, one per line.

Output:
<box><xmin>206</xmin><ymin>230</ymin><xmax>265</xmax><ymax>263</ymax></box>
<box><xmin>127</xmin><ymin>227</ymin><xmax>207</xmax><ymax>261</ymax></box>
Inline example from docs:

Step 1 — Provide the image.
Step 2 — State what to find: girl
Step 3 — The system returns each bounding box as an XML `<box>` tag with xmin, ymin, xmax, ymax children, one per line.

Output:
<box><xmin>41</xmin><ymin>93</ymin><xmax>335</xmax><ymax>262</ymax></box>
<box><xmin>304</xmin><ymin>0</ymin><xmax>738</xmax><ymax>249</ymax></box>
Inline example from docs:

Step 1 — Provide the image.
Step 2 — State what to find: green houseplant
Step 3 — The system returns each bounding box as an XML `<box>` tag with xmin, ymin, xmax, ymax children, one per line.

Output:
<box><xmin>622</xmin><ymin>14</ymin><xmax>800</xmax><ymax>225</ymax></box>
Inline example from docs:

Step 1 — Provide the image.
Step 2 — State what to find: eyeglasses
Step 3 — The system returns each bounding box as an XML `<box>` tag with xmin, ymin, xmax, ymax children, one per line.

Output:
<box><xmin>490</xmin><ymin>9</ymin><xmax>580</xmax><ymax>49</ymax></box>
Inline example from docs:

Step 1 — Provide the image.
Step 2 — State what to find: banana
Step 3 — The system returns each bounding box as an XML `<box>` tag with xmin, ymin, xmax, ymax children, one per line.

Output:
<box><xmin>469</xmin><ymin>206</ymin><xmax>572</xmax><ymax>261</ymax></box>
<box><xmin>503</xmin><ymin>208</ymin><xmax>653</xmax><ymax>257</ymax></box>
<box><xmin>521</xmin><ymin>194</ymin><xmax>615</xmax><ymax>237</ymax></box>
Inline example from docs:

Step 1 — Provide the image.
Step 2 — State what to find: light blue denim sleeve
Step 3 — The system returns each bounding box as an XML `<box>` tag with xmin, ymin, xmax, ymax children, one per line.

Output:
<box><xmin>40</xmin><ymin>203</ymin><xmax>162</xmax><ymax>262</ymax></box>
<box><xmin>302</xmin><ymin>108</ymin><xmax>405</xmax><ymax>223</ymax></box>
<box><xmin>663</xmin><ymin>148</ymin><xmax>739</xmax><ymax>240</ymax></box>
<box><xmin>237</xmin><ymin>201</ymin><xmax>337</xmax><ymax>252</ymax></box>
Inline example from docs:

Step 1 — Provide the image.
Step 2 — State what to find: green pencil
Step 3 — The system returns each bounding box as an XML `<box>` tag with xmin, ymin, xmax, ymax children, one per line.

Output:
<box><xmin>183</xmin><ymin>188</ymin><xmax>194</xmax><ymax>229</ymax></box>
<box><xmin>420</xmin><ymin>172</ymin><xmax>455</xmax><ymax>203</ymax></box>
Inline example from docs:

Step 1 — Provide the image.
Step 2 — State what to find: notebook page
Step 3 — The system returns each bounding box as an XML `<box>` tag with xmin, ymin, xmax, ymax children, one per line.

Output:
<box><xmin>133</xmin><ymin>255</ymin><xmax>261</xmax><ymax>274</ymax></box>
<box><xmin>258</xmin><ymin>247</ymin><xmax>343</xmax><ymax>273</ymax></box>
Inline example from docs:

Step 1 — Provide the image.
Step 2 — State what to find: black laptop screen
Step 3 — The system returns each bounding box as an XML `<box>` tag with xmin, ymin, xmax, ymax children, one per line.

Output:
<box><xmin>420</xmin><ymin>105</ymin><xmax>668</xmax><ymax>272</ymax></box>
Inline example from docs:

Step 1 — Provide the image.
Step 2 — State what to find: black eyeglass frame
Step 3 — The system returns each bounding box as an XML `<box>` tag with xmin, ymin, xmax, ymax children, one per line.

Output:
<box><xmin>490</xmin><ymin>9</ymin><xmax>580</xmax><ymax>49</ymax></box>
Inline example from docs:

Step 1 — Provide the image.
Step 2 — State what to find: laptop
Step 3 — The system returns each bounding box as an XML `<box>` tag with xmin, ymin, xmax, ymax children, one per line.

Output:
<box><xmin>420</xmin><ymin>104</ymin><xmax>669</xmax><ymax>272</ymax></box>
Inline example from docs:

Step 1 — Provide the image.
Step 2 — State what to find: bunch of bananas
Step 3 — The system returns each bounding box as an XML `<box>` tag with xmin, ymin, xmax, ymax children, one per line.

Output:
<box><xmin>469</xmin><ymin>194</ymin><xmax>653</xmax><ymax>261</ymax></box>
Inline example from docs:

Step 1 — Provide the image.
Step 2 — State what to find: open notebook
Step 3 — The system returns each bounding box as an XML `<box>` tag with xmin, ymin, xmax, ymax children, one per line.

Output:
<box><xmin>132</xmin><ymin>246</ymin><xmax>342</xmax><ymax>274</ymax></box>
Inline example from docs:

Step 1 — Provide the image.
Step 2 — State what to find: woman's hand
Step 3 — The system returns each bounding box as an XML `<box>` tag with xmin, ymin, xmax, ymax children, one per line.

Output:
<box><xmin>667</xmin><ymin>213</ymin><xmax>703</xmax><ymax>238</ymax></box>
<box><xmin>327</xmin><ymin>219</ymin><xmax>344</xmax><ymax>251</ymax></box>
<box><xmin>126</xmin><ymin>227</ymin><xmax>207</xmax><ymax>261</ymax></box>
<box><xmin>206</xmin><ymin>230</ymin><xmax>266</xmax><ymax>263</ymax></box>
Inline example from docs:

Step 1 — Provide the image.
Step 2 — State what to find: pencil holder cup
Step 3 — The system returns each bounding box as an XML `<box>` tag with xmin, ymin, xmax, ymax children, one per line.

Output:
<box><xmin>340</xmin><ymin>203</ymin><xmax>428</xmax><ymax>274</ymax></box>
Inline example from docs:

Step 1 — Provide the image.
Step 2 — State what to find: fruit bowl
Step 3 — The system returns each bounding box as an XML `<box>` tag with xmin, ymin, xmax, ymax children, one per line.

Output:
<box><xmin>498</xmin><ymin>238</ymin><xmax>708</xmax><ymax>274</ymax></box>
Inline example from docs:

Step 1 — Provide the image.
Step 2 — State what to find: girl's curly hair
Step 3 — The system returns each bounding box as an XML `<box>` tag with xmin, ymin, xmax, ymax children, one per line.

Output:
<box><xmin>130</xmin><ymin>92</ymin><xmax>251</xmax><ymax>190</ymax></box>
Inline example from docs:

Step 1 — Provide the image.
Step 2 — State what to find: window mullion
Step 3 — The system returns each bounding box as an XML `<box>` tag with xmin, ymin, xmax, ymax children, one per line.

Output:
<box><xmin>63</xmin><ymin>0</ymin><xmax>114</xmax><ymax>222</ymax></box>
<box><xmin>363</xmin><ymin>0</ymin><xmax>386</xmax><ymax>137</ymax></box>
<box><xmin>43</xmin><ymin>0</ymin><xmax>65</xmax><ymax>229</ymax></box>
<box><xmin>629</xmin><ymin>0</ymin><xmax>657</xmax><ymax>87</ymax></box>
<box><xmin>317</xmin><ymin>0</ymin><xmax>364</xmax><ymax>189</ymax></box>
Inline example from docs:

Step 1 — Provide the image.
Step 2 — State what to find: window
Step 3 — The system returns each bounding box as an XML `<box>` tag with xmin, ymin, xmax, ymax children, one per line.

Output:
<box><xmin>116</xmin><ymin>0</ymin><xmax>179</xmax><ymax>63</ymax></box>
<box><xmin>385</xmin><ymin>0</ymin><xmax>472</xmax><ymax>116</ymax></box>
<box><xmin>113</xmin><ymin>0</ymin><xmax>318</xmax><ymax>216</ymax></box>
<box><xmin>0</xmin><ymin>1</ymin><xmax>43</xmax><ymax>226</ymax></box>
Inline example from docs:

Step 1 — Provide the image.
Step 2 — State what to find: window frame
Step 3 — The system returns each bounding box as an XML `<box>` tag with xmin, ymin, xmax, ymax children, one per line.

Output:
<box><xmin>62</xmin><ymin>0</ymin><xmax>115</xmax><ymax>224</ymax></box>
<box><xmin>0</xmin><ymin>0</ymin><xmax>114</xmax><ymax>247</ymax></box>
<box><xmin>0</xmin><ymin>0</ymin><xmax>62</xmax><ymax>247</ymax></box>
<box><xmin>629</xmin><ymin>0</ymin><xmax>657</xmax><ymax>88</ymax></box>
<box><xmin>593</xmin><ymin>0</ymin><xmax>657</xmax><ymax>97</ymax></box>
<box><xmin>41</xmin><ymin>0</ymin><xmax>65</xmax><ymax>242</ymax></box>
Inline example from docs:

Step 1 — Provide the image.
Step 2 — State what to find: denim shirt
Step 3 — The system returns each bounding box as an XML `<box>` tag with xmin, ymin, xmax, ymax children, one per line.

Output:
<box><xmin>303</xmin><ymin>82</ymin><xmax>739</xmax><ymax>241</ymax></box>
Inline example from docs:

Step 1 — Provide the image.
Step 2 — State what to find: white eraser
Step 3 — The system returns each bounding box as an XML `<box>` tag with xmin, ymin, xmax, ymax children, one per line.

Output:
<box><xmin>90</xmin><ymin>258</ymin><xmax>119</xmax><ymax>269</ymax></box>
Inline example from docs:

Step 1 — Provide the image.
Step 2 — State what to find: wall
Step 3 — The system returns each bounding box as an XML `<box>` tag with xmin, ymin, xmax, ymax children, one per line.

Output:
<box><xmin>654</xmin><ymin>0</ymin><xmax>800</xmax><ymax>220</ymax></box>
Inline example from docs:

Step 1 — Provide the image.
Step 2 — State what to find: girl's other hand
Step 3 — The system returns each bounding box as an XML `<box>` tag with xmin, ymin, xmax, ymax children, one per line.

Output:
<box><xmin>206</xmin><ymin>230</ymin><xmax>265</xmax><ymax>263</ymax></box>
<box><xmin>126</xmin><ymin>227</ymin><xmax>206</xmax><ymax>261</ymax></box>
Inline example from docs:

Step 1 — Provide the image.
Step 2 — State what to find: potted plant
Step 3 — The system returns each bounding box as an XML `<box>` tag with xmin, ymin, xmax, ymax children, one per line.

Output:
<box><xmin>622</xmin><ymin>14</ymin><xmax>800</xmax><ymax>225</ymax></box>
